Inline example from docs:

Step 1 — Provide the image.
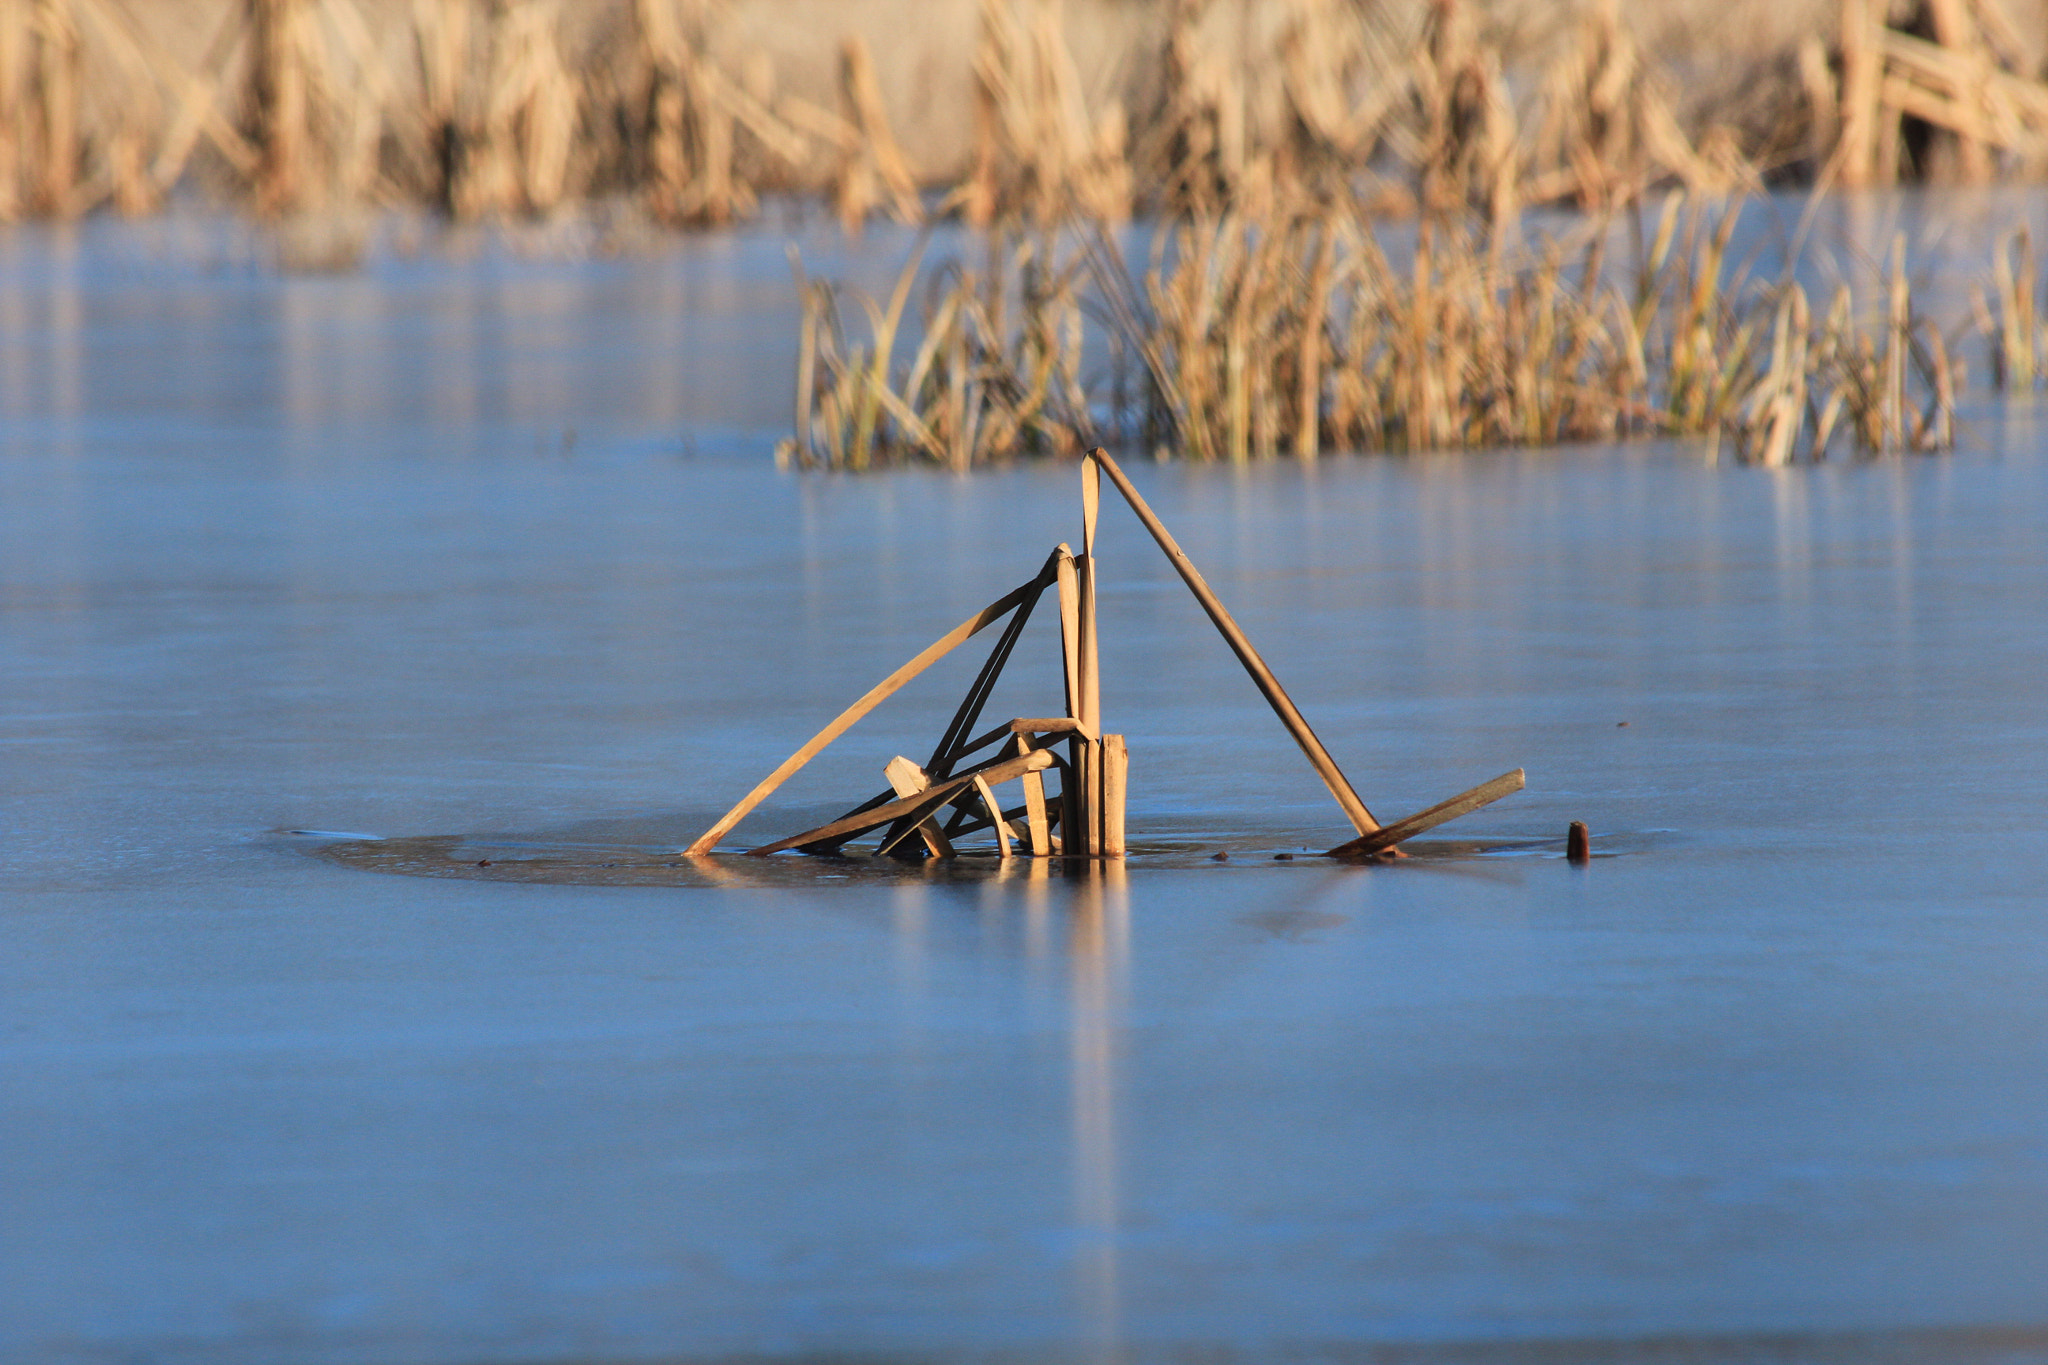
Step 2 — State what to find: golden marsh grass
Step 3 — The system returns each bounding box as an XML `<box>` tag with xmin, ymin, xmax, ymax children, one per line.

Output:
<box><xmin>786</xmin><ymin>193</ymin><xmax>1974</xmax><ymax>468</ymax></box>
<box><xmin>5</xmin><ymin>0</ymin><xmax>2047</xmax><ymax>229</ymax></box>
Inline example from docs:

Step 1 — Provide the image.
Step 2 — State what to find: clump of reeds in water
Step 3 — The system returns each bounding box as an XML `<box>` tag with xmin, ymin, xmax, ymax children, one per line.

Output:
<box><xmin>786</xmin><ymin>193</ymin><xmax>1964</xmax><ymax>469</ymax></box>
<box><xmin>1111</xmin><ymin>196</ymin><xmax>1961</xmax><ymax>461</ymax></box>
<box><xmin>779</xmin><ymin>229</ymin><xmax>1093</xmax><ymax>471</ymax></box>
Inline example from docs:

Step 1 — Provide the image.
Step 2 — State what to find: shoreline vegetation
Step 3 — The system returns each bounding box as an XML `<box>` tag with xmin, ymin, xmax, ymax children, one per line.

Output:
<box><xmin>10</xmin><ymin>0</ymin><xmax>2048</xmax><ymax>464</ymax></box>
<box><xmin>9</xmin><ymin>0</ymin><xmax>2048</xmax><ymax>230</ymax></box>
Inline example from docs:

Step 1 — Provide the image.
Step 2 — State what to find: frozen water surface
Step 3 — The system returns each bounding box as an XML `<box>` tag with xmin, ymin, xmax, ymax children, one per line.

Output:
<box><xmin>3</xmin><ymin>203</ymin><xmax>2048</xmax><ymax>1364</ymax></box>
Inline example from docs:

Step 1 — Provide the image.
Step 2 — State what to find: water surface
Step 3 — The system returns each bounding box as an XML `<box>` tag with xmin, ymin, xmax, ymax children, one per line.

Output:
<box><xmin>3</xmin><ymin>204</ymin><xmax>2048</xmax><ymax>1364</ymax></box>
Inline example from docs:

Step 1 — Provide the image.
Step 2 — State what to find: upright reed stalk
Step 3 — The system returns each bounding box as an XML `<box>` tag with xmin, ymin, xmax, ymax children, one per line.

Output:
<box><xmin>248</xmin><ymin>0</ymin><xmax>309</xmax><ymax>211</ymax></box>
<box><xmin>30</xmin><ymin>0</ymin><xmax>79</xmax><ymax>216</ymax></box>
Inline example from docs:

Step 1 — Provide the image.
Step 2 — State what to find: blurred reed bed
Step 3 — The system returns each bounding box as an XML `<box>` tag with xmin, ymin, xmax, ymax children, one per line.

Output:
<box><xmin>6</xmin><ymin>0</ymin><xmax>2048</xmax><ymax>230</ymax></box>
<box><xmin>0</xmin><ymin>0</ymin><xmax>923</xmax><ymax>228</ymax></box>
<box><xmin>785</xmin><ymin>192</ymin><xmax>1969</xmax><ymax>468</ymax></box>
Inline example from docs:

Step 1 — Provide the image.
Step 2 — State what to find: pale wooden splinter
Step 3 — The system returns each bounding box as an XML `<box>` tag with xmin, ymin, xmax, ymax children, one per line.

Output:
<box><xmin>884</xmin><ymin>756</ymin><xmax>954</xmax><ymax>858</ymax></box>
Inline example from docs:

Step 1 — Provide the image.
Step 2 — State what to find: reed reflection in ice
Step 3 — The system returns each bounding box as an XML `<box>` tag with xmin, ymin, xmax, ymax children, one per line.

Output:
<box><xmin>1068</xmin><ymin>860</ymin><xmax>1130</xmax><ymax>1363</ymax></box>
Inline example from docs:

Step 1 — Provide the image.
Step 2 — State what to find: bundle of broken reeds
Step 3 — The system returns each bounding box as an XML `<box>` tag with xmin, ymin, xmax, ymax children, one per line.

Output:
<box><xmin>697</xmin><ymin>447</ymin><xmax>1528</xmax><ymax>862</ymax></box>
<box><xmin>0</xmin><ymin>0</ymin><xmax>258</xmax><ymax>219</ymax></box>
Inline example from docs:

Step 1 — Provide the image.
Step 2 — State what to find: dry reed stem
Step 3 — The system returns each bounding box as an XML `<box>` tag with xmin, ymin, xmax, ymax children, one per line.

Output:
<box><xmin>29</xmin><ymin>0</ymin><xmax>81</xmax><ymax>216</ymax></box>
<box><xmin>413</xmin><ymin>0</ymin><xmax>579</xmax><ymax>219</ymax></box>
<box><xmin>638</xmin><ymin>0</ymin><xmax>720</xmax><ymax>224</ymax></box>
<box><xmin>832</xmin><ymin>34</ymin><xmax>921</xmax><ymax>232</ymax></box>
<box><xmin>64</xmin><ymin>0</ymin><xmax>170</xmax><ymax>214</ymax></box>
<box><xmin>481</xmin><ymin>2</ymin><xmax>579</xmax><ymax>214</ymax></box>
<box><xmin>251</xmin><ymin>0</ymin><xmax>313</xmax><ymax>211</ymax></box>
<box><xmin>0</xmin><ymin>2</ymin><xmax>24</xmax><ymax>220</ymax></box>
<box><xmin>1980</xmin><ymin>223</ymin><xmax>2040</xmax><ymax>390</ymax></box>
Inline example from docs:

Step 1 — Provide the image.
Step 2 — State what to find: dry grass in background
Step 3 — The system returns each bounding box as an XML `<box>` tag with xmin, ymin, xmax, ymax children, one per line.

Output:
<box><xmin>0</xmin><ymin>0</ymin><xmax>2045</xmax><ymax>228</ymax></box>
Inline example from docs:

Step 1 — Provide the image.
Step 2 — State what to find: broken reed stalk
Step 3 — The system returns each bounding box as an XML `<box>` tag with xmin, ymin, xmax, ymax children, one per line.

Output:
<box><xmin>833</xmin><ymin>33</ymin><xmax>921</xmax><ymax>232</ymax></box>
<box><xmin>250</xmin><ymin>0</ymin><xmax>307</xmax><ymax>211</ymax></box>
<box><xmin>637</xmin><ymin>0</ymin><xmax>747</xmax><ymax>226</ymax></box>
<box><xmin>963</xmin><ymin>0</ymin><xmax>1129</xmax><ymax>226</ymax></box>
<box><xmin>747</xmin><ymin>745</ymin><xmax>1057</xmax><ymax>858</ymax></box>
<box><xmin>788</xmin><ymin>193</ymin><xmax>1968</xmax><ymax>469</ymax></box>
<box><xmin>1324</xmin><ymin>768</ymin><xmax>1523</xmax><ymax>860</ymax></box>
<box><xmin>487</xmin><ymin>1</ymin><xmax>580</xmax><ymax>214</ymax></box>
<box><xmin>0</xmin><ymin>4</ymin><xmax>23</xmax><ymax>221</ymax></box>
<box><xmin>1086</xmin><ymin>448</ymin><xmax>1380</xmax><ymax>837</ymax></box>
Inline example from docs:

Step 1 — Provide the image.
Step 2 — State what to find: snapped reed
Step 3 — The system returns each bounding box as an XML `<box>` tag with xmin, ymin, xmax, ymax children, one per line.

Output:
<box><xmin>787</xmin><ymin>193</ymin><xmax>1969</xmax><ymax>469</ymax></box>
